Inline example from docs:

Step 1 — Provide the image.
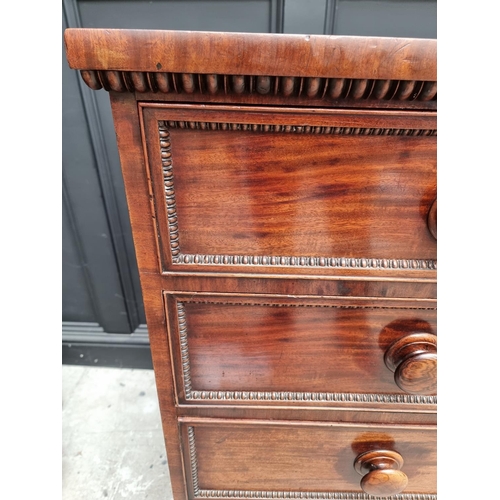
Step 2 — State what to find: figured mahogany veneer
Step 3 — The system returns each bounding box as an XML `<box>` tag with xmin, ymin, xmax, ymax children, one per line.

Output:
<box><xmin>180</xmin><ymin>420</ymin><xmax>436</xmax><ymax>497</ymax></box>
<box><xmin>142</xmin><ymin>105</ymin><xmax>436</xmax><ymax>277</ymax></box>
<box><xmin>165</xmin><ymin>293</ymin><xmax>437</xmax><ymax>407</ymax></box>
<box><xmin>65</xmin><ymin>29</ymin><xmax>437</xmax><ymax>499</ymax></box>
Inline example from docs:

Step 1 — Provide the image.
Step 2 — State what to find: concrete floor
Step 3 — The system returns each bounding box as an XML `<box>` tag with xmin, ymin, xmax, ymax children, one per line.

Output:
<box><xmin>62</xmin><ymin>365</ymin><xmax>174</xmax><ymax>499</ymax></box>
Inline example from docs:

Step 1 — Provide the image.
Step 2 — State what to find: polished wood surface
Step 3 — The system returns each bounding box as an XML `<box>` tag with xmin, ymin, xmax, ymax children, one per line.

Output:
<box><xmin>64</xmin><ymin>29</ymin><xmax>436</xmax><ymax>112</ymax></box>
<box><xmin>65</xmin><ymin>29</ymin><xmax>437</xmax><ymax>500</ymax></box>
<box><xmin>354</xmin><ymin>450</ymin><xmax>408</xmax><ymax>496</ymax></box>
<box><xmin>181</xmin><ymin>419</ymin><xmax>436</xmax><ymax>495</ymax></box>
<box><xmin>107</xmin><ymin>93</ymin><xmax>187</xmax><ymax>499</ymax></box>
<box><xmin>143</xmin><ymin>105</ymin><xmax>437</xmax><ymax>277</ymax></box>
<box><xmin>385</xmin><ymin>333</ymin><xmax>437</xmax><ymax>395</ymax></box>
<box><xmin>165</xmin><ymin>294</ymin><xmax>436</xmax><ymax>403</ymax></box>
<box><xmin>427</xmin><ymin>198</ymin><xmax>437</xmax><ymax>240</ymax></box>
<box><xmin>64</xmin><ymin>29</ymin><xmax>436</xmax><ymax>81</ymax></box>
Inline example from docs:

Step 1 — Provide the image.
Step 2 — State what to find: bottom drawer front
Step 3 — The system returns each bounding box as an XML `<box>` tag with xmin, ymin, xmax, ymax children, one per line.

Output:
<box><xmin>182</xmin><ymin>421</ymin><xmax>436</xmax><ymax>498</ymax></box>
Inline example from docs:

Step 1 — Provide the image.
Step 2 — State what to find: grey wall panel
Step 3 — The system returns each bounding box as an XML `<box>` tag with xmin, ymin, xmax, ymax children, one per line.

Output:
<box><xmin>78</xmin><ymin>0</ymin><xmax>276</xmax><ymax>32</ymax></box>
<box><xmin>283</xmin><ymin>0</ymin><xmax>327</xmax><ymax>34</ymax></box>
<box><xmin>62</xmin><ymin>188</ymin><xmax>96</xmax><ymax>324</ymax></box>
<box><xmin>63</xmin><ymin>9</ymin><xmax>131</xmax><ymax>333</ymax></box>
<box><xmin>334</xmin><ymin>0</ymin><xmax>436</xmax><ymax>38</ymax></box>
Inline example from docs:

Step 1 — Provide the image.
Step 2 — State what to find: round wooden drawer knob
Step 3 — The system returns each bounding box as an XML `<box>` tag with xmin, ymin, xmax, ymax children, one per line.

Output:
<box><xmin>354</xmin><ymin>450</ymin><xmax>408</xmax><ymax>497</ymax></box>
<box><xmin>428</xmin><ymin>198</ymin><xmax>437</xmax><ymax>239</ymax></box>
<box><xmin>384</xmin><ymin>333</ymin><xmax>437</xmax><ymax>395</ymax></box>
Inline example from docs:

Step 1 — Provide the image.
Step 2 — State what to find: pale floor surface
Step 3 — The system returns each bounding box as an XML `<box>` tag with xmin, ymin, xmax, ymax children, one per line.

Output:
<box><xmin>62</xmin><ymin>365</ymin><xmax>174</xmax><ymax>500</ymax></box>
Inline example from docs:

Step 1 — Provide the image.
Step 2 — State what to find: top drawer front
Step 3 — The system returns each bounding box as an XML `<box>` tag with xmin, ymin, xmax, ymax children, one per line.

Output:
<box><xmin>142</xmin><ymin>104</ymin><xmax>436</xmax><ymax>278</ymax></box>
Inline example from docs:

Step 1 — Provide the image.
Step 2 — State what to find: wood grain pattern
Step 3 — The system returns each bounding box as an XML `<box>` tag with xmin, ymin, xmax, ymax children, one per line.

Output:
<box><xmin>165</xmin><ymin>295</ymin><xmax>436</xmax><ymax>406</ymax></box>
<box><xmin>384</xmin><ymin>333</ymin><xmax>437</xmax><ymax>395</ymax></box>
<box><xmin>143</xmin><ymin>105</ymin><xmax>437</xmax><ymax>277</ymax></box>
<box><xmin>354</xmin><ymin>450</ymin><xmax>408</xmax><ymax>496</ymax></box>
<box><xmin>129</xmin><ymin>89</ymin><xmax>437</xmax><ymax>111</ymax></box>
<box><xmin>159</xmin><ymin>276</ymin><xmax>437</xmax><ymax>299</ymax></box>
<box><xmin>64</xmin><ymin>29</ymin><xmax>437</xmax><ymax>81</ymax></box>
<box><xmin>66</xmin><ymin>30</ymin><xmax>436</xmax><ymax>110</ymax></box>
<box><xmin>66</xmin><ymin>29</ymin><xmax>438</xmax><ymax>500</ymax></box>
<box><xmin>108</xmin><ymin>93</ymin><xmax>188</xmax><ymax>499</ymax></box>
<box><xmin>159</xmin><ymin>276</ymin><xmax>437</xmax><ymax>300</ymax></box>
<box><xmin>181</xmin><ymin>420</ymin><xmax>436</xmax><ymax>495</ymax></box>
<box><xmin>178</xmin><ymin>406</ymin><xmax>437</xmax><ymax>426</ymax></box>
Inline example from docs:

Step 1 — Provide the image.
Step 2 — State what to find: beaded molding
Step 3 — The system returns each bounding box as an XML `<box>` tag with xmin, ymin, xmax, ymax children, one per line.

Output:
<box><xmin>197</xmin><ymin>491</ymin><xmax>437</xmax><ymax>500</ymax></box>
<box><xmin>186</xmin><ymin>427</ymin><xmax>436</xmax><ymax>500</ymax></box>
<box><xmin>158</xmin><ymin>122</ymin><xmax>437</xmax><ymax>272</ymax></box>
<box><xmin>176</xmin><ymin>302</ymin><xmax>437</xmax><ymax>405</ymax></box>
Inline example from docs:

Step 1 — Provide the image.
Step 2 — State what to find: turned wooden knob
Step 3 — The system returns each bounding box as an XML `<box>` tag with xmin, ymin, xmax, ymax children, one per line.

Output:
<box><xmin>384</xmin><ymin>333</ymin><xmax>437</xmax><ymax>395</ymax></box>
<box><xmin>427</xmin><ymin>198</ymin><xmax>437</xmax><ymax>239</ymax></box>
<box><xmin>354</xmin><ymin>450</ymin><xmax>408</xmax><ymax>497</ymax></box>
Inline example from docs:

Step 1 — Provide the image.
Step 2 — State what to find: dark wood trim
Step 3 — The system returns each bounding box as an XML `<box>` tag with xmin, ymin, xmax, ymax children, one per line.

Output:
<box><xmin>129</xmin><ymin>88</ymin><xmax>436</xmax><ymax>110</ymax></box>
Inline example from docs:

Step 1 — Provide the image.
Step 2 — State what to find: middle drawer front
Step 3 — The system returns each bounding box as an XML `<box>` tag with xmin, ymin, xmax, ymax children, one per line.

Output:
<box><xmin>165</xmin><ymin>293</ymin><xmax>437</xmax><ymax>409</ymax></box>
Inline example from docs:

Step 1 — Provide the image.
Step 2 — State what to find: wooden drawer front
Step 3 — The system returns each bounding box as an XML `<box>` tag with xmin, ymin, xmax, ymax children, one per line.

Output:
<box><xmin>166</xmin><ymin>294</ymin><xmax>437</xmax><ymax>409</ymax></box>
<box><xmin>181</xmin><ymin>420</ymin><xmax>436</xmax><ymax>498</ymax></box>
<box><xmin>143</xmin><ymin>104</ymin><xmax>437</xmax><ymax>278</ymax></box>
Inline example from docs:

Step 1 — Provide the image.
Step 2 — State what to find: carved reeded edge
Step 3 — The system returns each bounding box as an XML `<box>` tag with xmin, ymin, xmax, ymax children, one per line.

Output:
<box><xmin>186</xmin><ymin>427</ymin><xmax>436</xmax><ymax>500</ymax></box>
<box><xmin>158</xmin><ymin>122</ymin><xmax>437</xmax><ymax>272</ymax></box>
<box><xmin>176</xmin><ymin>301</ymin><xmax>437</xmax><ymax>406</ymax></box>
<box><xmin>79</xmin><ymin>69</ymin><xmax>437</xmax><ymax>104</ymax></box>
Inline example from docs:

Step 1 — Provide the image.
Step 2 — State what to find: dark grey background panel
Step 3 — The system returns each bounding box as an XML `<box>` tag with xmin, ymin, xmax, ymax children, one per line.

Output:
<box><xmin>63</xmin><ymin>8</ymin><xmax>131</xmax><ymax>333</ymax></box>
<box><xmin>78</xmin><ymin>0</ymin><xmax>281</xmax><ymax>32</ymax></box>
<box><xmin>334</xmin><ymin>0</ymin><xmax>437</xmax><ymax>38</ymax></box>
<box><xmin>62</xmin><ymin>189</ymin><xmax>96</xmax><ymax>324</ymax></box>
<box><xmin>283</xmin><ymin>0</ymin><xmax>327</xmax><ymax>35</ymax></box>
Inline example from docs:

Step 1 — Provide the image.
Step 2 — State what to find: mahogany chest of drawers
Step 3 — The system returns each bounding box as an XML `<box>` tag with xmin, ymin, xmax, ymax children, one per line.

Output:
<box><xmin>65</xmin><ymin>29</ymin><xmax>437</xmax><ymax>499</ymax></box>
